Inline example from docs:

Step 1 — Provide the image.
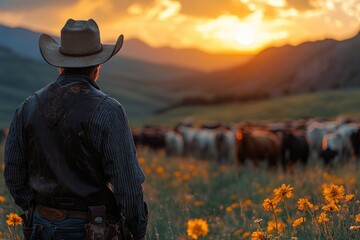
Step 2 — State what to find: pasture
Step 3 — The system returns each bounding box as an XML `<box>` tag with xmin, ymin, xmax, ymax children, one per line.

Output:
<box><xmin>141</xmin><ymin>88</ymin><xmax>360</xmax><ymax>127</ymax></box>
<box><xmin>1</xmin><ymin>144</ymin><xmax>360</xmax><ymax>239</ymax></box>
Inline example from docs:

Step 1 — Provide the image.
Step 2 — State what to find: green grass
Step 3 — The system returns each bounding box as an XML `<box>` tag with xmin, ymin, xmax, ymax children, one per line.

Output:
<box><xmin>139</xmin><ymin>88</ymin><xmax>360</xmax><ymax>127</ymax></box>
<box><xmin>138</xmin><ymin>150</ymin><xmax>360</xmax><ymax>239</ymax></box>
<box><xmin>2</xmin><ymin>146</ymin><xmax>360</xmax><ymax>239</ymax></box>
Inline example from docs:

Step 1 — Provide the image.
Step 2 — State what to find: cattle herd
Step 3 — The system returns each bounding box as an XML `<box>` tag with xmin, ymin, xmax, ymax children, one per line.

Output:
<box><xmin>132</xmin><ymin>117</ymin><xmax>360</xmax><ymax>172</ymax></box>
<box><xmin>1</xmin><ymin>116</ymin><xmax>360</xmax><ymax>172</ymax></box>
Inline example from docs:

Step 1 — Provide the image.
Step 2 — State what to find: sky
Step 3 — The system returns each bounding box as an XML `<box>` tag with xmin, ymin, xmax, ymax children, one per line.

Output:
<box><xmin>0</xmin><ymin>0</ymin><xmax>360</xmax><ymax>54</ymax></box>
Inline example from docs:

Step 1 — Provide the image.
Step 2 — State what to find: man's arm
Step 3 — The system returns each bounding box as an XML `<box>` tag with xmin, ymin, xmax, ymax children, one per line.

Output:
<box><xmin>89</xmin><ymin>97</ymin><xmax>148</xmax><ymax>239</ymax></box>
<box><xmin>4</xmin><ymin>102</ymin><xmax>34</xmax><ymax>211</ymax></box>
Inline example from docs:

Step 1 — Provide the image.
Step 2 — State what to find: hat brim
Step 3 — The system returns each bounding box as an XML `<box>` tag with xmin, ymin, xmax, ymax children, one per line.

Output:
<box><xmin>39</xmin><ymin>34</ymin><xmax>124</xmax><ymax>68</ymax></box>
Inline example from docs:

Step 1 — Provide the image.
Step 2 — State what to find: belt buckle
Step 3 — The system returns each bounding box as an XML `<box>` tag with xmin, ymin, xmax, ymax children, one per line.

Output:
<box><xmin>38</xmin><ymin>206</ymin><xmax>67</xmax><ymax>221</ymax></box>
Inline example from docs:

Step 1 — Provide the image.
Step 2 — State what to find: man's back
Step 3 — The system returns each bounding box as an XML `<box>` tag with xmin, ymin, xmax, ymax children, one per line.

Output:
<box><xmin>4</xmin><ymin>19</ymin><xmax>147</xmax><ymax>240</ymax></box>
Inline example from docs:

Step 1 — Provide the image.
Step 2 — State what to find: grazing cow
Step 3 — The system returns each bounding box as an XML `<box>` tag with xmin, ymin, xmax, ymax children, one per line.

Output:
<box><xmin>178</xmin><ymin>126</ymin><xmax>197</xmax><ymax>156</ymax></box>
<box><xmin>281</xmin><ymin>130</ymin><xmax>309</xmax><ymax>173</ymax></box>
<box><xmin>306</xmin><ymin>121</ymin><xmax>337</xmax><ymax>160</ymax></box>
<box><xmin>321</xmin><ymin>131</ymin><xmax>342</xmax><ymax>167</ymax></box>
<box><xmin>235</xmin><ymin>127</ymin><xmax>281</xmax><ymax>169</ymax></box>
<box><xmin>321</xmin><ymin>123</ymin><xmax>358</xmax><ymax>167</ymax></box>
<box><xmin>141</xmin><ymin>126</ymin><xmax>165</xmax><ymax>150</ymax></box>
<box><xmin>192</xmin><ymin>128</ymin><xmax>216</xmax><ymax>160</ymax></box>
<box><xmin>164</xmin><ymin>130</ymin><xmax>184</xmax><ymax>156</ymax></box>
<box><xmin>215</xmin><ymin>127</ymin><xmax>236</xmax><ymax>164</ymax></box>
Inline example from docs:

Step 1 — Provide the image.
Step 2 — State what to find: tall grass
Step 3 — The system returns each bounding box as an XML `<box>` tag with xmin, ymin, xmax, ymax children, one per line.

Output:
<box><xmin>139</xmin><ymin>148</ymin><xmax>360</xmax><ymax>239</ymax></box>
<box><xmin>1</xmin><ymin>146</ymin><xmax>360</xmax><ymax>239</ymax></box>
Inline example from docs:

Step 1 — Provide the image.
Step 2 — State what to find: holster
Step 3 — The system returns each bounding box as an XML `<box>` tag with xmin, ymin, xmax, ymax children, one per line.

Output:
<box><xmin>85</xmin><ymin>206</ymin><xmax>133</xmax><ymax>240</ymax></box>
<box><xmin>21</xmin><ymin>205</ymin><xmax>35</xmax><ymax>240</ymax></box>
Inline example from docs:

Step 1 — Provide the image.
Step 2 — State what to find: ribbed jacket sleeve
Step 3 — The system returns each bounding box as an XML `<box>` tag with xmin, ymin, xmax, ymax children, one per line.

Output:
<box><xmin>89</xmin><ymin>97</ymin><xmax>148</xmax><ymax>239</ymax></box>
<box><xmin>4</xmin><ymin>100</ymin><xmax>34</xmax><ymax>211</ymax></box>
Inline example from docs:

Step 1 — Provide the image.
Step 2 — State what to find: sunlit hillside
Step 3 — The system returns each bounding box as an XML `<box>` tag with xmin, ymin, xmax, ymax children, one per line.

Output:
<box><xmin>139</xmin><ymin>89</ymin><xmax>360</xmax><ymax>127</ymax></box>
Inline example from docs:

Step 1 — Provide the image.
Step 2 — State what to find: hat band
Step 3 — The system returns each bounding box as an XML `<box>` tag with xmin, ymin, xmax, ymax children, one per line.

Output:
<box><xmin>59</xmin><ymin>44</ymin><xmax>103</xmax><ymax>57</ymax></box>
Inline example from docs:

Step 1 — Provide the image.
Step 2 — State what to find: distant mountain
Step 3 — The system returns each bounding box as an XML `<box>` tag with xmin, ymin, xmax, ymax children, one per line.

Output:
<box><xmin>0</xmin><ymin>25</ymin><xmax>46</xmax><ymax>61</ymax></box>
<box><xmin>0</xmin><ymin>24</ymin><xmax>253</xmax><ymax>72</ymax></box>
<box><xmin>167</xmin><ymin>32</ymin><xmax>360</xmax><ymax>104</ymax></box>
<box><xmin>121</xmin><ymin>39</ymin><xmax>253</xmax><ymax>72</ymax></box>
<box><xmin>0</xmin><ymin>24</ymin><xmax>199</xmax><ymax>81</ymax></box>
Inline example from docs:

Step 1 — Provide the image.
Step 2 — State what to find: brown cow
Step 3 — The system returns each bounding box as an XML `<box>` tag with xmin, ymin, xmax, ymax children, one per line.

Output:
<box><xmin>235</xmin><ymin>127</ymin><xmax>281</xmax><ymax>170</ymax></box>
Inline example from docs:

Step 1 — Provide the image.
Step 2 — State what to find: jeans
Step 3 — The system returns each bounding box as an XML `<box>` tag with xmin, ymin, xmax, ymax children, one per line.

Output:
<box><xmin>29</xmin><ymin>212</ymin><xmax>88</xmax><ymax>240</ymax></box>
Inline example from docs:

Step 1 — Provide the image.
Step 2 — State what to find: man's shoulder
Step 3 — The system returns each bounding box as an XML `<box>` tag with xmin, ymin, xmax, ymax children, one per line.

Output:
<box><xmin>96</xmin><ymin>96</ymin><xmax>126</xmax><ymax>115</ymax></box>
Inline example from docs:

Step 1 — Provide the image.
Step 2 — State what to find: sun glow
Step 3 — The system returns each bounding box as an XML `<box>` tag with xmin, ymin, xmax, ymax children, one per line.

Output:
<box><xmin>235</xmin><ymin>25</ymin><xmax>256</xmax><ymax>46</ymax></box>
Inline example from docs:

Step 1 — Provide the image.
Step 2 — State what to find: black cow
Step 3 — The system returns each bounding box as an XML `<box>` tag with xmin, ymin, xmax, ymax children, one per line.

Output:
<box><xmin>281</xmin><ymin>130</ymin><xmax>309</xmax><ymax>173</ymax></box>
<box><xmin>141</xmin><ymin>126</ymin><xmax>166</xmax><ymax>150</ymax></box>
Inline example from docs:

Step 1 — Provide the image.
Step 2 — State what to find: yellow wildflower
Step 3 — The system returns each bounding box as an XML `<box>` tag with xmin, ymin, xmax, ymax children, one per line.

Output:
<box><xmin>156</xmin><ymin>166</ymin><xmax>164</xmax><ymax>174</ymax></box>
<box><xmin>317</xmin><ymin>212</ymin><xmax>329</xmax><ymax>223</ymax></box>
<box><xmin>274</xmin><ymin>208</ymin><xmax>283</xmax><ymax>215</ymax></box>
<box><xmin>194</xmin><ymin>201</ymin><xmax>204</xmax><ymax>207</ymax></box>
<box><xmin>346</xmin><ymin>194</ymin><xmax>355</xmax><ymax>202</ymax></box>
<box><xmin>292</xmin><ymin>217</ymin><xmax>306</xmax><ymax>227</ymax></box>
<box><xmin>0</xmin><ymin>196</ymin><xmax>6</xmax><ymax>203</ymax></box>
<box><xmin>297</xmin><ymin>198</ymin><xmax>314</xmax><ymax>211</ymax></box>
<box><xmin>355</xmin><ymin>214</ymin><xmax>360</xmax><ymax>222</ymax></box>
<box><xmin>262</xmin><ymin>198</ymin><xmax>277</xmax><ymax>211</ymax></box>
<box><xmin>231</xmin><ymin>203</ymin><xmax>240</xmax><ymax>208</ymax></box>
<box><xmin>138</xmin><ymin>157</ymin><xmax>145</xmax><ymax>165</ymax></box>
<box><xmin>251</xmin><ymin>230</ymin><xmax>265</xmax><ymax>240</ymax></box>
<box><xmin>226</xmin><ymin>206</ymin><xmax>232</xmax><ymax>213</ymax></box>
<box><xmin>273</xmin><ymin>184</ymin><xmax>294</xmax><ymax>202</ymax></box>
<box><xmin>267</xmin><ymin>219</ymin><xmax>286</xmax><ymax>233</ymax></box>
<box><xmin>322</xmin><ymin>201</ymin><xmax>341</xmax><ymax>212</ymax></box>
<box><xmin>174</xmin><ymin>171</ymin><xmax>181</xmax><ymax>177</ymax></box>
<box><xmin>6</xmin><ymin>213</ymin><xmax>23</xmax><ymax>226</ymax></box>
<box><xmin>323</xmin><ymin>184</ymin><xmax>345</xmax><ymax>203</ymax></box>
<box><xmin>186</xmin><ymin>218</ymin><xmax>209</xmax><ymax>240</ymax></box>
<box><xmin>182</xmin><ymin>174</ymin><xmax>191</xmax><ymax>181</ymax></box>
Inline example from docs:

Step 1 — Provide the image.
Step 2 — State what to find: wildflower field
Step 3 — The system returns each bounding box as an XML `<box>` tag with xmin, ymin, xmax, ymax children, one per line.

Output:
<box><xmin>1</xmin><ymin>147</ymin><xmax>360</xmax><ymax>239</ymax></box>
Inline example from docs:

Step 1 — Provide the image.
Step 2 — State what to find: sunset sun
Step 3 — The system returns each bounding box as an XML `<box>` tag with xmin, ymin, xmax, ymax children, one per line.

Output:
<box><xmin>235</xmin><ymin>25</ymin><xmax>256</xmax><ymax>46</ymax></box>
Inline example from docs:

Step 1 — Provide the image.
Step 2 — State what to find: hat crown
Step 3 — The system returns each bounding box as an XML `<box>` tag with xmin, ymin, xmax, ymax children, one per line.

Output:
<box><xmin>60</xmin><ymin>19</ymin><xmax>103</xmax><ymax>56</ymax></box>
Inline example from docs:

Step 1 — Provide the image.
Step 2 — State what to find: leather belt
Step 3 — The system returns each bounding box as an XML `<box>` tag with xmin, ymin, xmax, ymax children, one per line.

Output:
<box><xmin>36</xmin><ymin>205</ymin><xmax>89</xmax><ymax>221</ymax></box>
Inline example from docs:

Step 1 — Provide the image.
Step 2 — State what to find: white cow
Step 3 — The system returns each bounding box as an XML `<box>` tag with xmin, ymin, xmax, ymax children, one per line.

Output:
<box><xmin>215</xmin><ymin>128</ymin><xmax>236</xmax><ymax>164</ymax></box>
<box><xmin>306</xmin><ymin>121</ymin><xmax>337</xmax><ymax>160</ymax></box>
<box><xmin>164</xmin><ymin>130</ymin><xmax>184</xmax><ymax>156</ymax></box>
<box><xmin>192</xmin><ymin>129</ymin><xmax>217</xmax><ymax>160</ymax></box>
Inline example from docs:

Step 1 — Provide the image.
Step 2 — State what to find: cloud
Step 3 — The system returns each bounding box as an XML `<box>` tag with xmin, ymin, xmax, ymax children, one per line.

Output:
<box><xmin>287</xmin><ymin>0</ymin><xmax>314</xmax><ymax>11</ymax></box>
<box><xmin>0</xmin><ymin>0</ymin><xmax>77</xmax><ymax>10</ymax></box>
<box><xmin>177</xmin><ymin>0</ymin><xmax>252</xmax><ymax>19</ymax></box>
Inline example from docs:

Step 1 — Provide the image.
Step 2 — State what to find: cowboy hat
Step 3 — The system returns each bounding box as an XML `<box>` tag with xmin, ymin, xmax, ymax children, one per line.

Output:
<box><xmin>39</xmin><ymin>19</ymin><xmax>123</xmax><ymax>68</ymax></box>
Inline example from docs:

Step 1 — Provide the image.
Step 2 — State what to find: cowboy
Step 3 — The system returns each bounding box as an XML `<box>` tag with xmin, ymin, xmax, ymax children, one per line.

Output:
<box><xmin>4</xmin><ymin>19</ymin><xmax>147</xmax><ymax>240</ymax></box>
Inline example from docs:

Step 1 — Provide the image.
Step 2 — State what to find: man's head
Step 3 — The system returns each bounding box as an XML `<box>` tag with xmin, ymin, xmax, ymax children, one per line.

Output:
<box><xmin>39</xmin><ymin>19</ymin><xmax>123</xmax><ymax>69</ymax></box>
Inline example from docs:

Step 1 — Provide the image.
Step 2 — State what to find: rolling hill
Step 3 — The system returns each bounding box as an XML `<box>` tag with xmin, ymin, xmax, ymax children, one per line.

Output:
<box><xmin>143</xmin><ymin>88</ymin><xmax>360</xmax><ymax>127</ymax></box>
<box><xmin>166</xmin><ymin>32</ymin><xmax>360</xmax><ymax>103</ymax></box>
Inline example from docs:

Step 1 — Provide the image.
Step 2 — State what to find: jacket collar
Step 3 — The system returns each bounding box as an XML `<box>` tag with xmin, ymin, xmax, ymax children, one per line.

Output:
<box><xmin>56</xmin><ymin>73</ymin><xmax>100</xmax><ymax>90</ymax></box>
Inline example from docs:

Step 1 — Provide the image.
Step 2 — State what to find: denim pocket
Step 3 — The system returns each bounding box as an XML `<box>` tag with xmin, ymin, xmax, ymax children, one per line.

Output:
<box><xmin>55</xmin><ymin>225</ymin><xmax>87</xmax><ymax>240</ymax></box>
